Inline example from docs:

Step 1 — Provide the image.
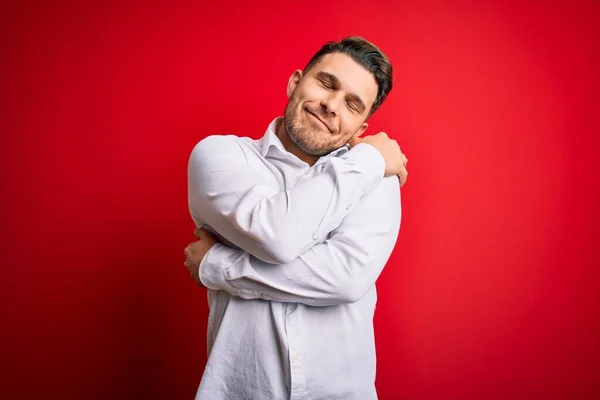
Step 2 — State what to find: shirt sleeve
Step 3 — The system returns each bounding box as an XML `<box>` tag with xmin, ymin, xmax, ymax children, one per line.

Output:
<box><xmin>198</xmin><ymin>175</ymin><xmax>401</xmax><ymax>306</ymax></box>
<box><xmin>188</xmin><ymin>135</ymin><xmax>385</xmax><ymax>264</ymax></box>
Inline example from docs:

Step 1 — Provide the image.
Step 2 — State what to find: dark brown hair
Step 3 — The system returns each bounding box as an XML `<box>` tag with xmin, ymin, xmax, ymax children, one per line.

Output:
<box><xmin>304</xmin><ymin>36</ymin><xmax>393</xmax><ymax>116</ymax></box>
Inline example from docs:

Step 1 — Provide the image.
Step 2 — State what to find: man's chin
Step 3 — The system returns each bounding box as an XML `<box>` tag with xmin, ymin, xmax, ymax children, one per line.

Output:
<box><xmin>290</xmin><ymin>138</ymin><xmax>324</xmax><ymax>157</ymax></box>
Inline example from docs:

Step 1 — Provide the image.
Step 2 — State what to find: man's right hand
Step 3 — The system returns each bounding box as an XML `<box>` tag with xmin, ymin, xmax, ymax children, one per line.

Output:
<box><xmin>184</xmin><ymin>228</ymin><xmax>220</xmax><ymax>285</ymax></box>
<box><xmin>350</xmin><ymin>132</ymin><xmax>408</xmax><ymax>186</ymax></box>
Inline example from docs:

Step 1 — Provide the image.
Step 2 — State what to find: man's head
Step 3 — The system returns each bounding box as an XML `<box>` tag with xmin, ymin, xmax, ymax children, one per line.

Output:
<box><xmin>283</xmin><ymin>36</ymin><xmax>393</xmax><ymax>157</ymax></box>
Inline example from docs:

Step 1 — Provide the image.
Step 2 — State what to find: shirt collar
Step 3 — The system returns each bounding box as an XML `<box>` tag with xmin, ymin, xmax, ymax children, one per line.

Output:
<box><xmin>260</xmin><ymin>118</ymin><xmax>286</xmax><ymax>157</ymax></box>
<box><xmin>260</xmin><ymin>117</ymin><xmax>350</xmax><ymax>160</ymax></box>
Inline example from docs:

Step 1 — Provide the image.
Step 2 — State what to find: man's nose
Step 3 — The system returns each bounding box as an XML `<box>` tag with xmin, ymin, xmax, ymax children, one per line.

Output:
<box><xmin>320</xmin><ymin>93</ymin><xmax>343</xmax><ymax>115</ymax></box>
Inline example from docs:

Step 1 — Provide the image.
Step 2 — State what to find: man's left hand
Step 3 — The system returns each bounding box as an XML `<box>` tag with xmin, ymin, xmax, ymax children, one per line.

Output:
<box><xmin>184</xmin><ymin>228</ymin><xmax>220</xmax><ymax>285</ymax></box>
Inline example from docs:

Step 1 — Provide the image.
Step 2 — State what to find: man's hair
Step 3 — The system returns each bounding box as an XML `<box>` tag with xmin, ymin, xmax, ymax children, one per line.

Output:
<box><xmin>303</xmin><ymin>36</ymin><xmax>393</xmax><ymax>116</ymax></box>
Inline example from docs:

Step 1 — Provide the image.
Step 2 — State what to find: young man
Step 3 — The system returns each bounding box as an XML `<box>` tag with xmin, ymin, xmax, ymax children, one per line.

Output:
<box><xmin>184</xmin><ymin>36</ymin><xmax>408</xmax><ymax>399</ymax></box>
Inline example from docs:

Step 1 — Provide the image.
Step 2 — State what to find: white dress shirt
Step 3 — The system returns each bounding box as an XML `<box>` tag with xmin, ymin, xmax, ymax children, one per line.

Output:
<box><xmin>188</xmin><ymin>118</ymin><xmax>401</xmax><ymax>399</ymax></box>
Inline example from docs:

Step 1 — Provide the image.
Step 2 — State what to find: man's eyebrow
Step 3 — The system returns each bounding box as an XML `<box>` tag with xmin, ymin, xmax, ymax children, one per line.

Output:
<box><xmin>315</xmin><ymin>71</ymin><xmax>368</xmax><ymax>113</ymax></box>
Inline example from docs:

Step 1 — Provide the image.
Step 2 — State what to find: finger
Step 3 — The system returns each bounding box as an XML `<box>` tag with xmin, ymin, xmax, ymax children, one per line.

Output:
<box><xmin>397</xmin><ymin>169</ymin><xmax>408</xmax><ymax>187</ymax></box>
<box><xmin>184</xmin><ymin>261</ymin><xmax>192</xmax><ymax>272</ymax></box>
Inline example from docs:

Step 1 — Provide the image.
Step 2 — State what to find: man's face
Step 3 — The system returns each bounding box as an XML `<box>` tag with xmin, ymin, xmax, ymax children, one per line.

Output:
<box><xmin>283</xmin><ymin>52</ymin><xmax>379</xmax><ymax>157</ymax></box>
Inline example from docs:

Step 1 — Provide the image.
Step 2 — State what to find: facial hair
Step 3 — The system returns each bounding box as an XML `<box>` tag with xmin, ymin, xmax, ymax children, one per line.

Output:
<box><xmin>283</xmin><ymin>94</ymin><xmax>341</xmax><ymax>157</ymax></box>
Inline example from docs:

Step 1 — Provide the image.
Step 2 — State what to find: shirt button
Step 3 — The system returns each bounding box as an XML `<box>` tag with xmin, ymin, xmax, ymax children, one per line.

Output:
<box><xmin>346</xmin><ymin>204</ymin><xmax>352</xmax><ymax>210</ymax></box>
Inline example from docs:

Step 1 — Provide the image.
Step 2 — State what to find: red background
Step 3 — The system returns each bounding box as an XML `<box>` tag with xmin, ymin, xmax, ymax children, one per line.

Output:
<box><xmin>2</xmin><ymin>1</ymin><xmax>599</xmax><ymax>399</ymax></box>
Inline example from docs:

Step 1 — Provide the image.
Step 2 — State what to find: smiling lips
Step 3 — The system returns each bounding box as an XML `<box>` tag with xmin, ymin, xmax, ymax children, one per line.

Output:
<box><xmin>307</xmin><ymin>110</ymin><xmax>334</xmax><ymax>133</ymax></box>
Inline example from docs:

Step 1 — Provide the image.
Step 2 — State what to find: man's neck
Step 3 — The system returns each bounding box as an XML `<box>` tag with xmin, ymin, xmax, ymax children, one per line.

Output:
<box><xmin>275</xmin><ymin>118</ymin><xmax>318</xmax><ymax>167</ymax></box>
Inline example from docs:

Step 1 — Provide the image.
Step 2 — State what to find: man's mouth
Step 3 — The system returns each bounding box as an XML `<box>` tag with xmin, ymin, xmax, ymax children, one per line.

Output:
<box><xmin>307</xmin><ymin>110</ymin><xmax>333</xmax><ymax>133</ymax></box>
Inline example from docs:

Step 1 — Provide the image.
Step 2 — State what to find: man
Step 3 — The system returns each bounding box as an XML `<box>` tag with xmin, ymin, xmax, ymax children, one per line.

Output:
<box><xmin>184</xmin><ymin>36</ymin><xmax>408</xmax><ymax>399</ymax></box>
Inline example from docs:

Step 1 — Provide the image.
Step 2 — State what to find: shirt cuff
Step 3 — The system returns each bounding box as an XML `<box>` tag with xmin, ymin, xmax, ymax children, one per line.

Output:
<box><xmin>342</xmin><ymin>142</ymin><xmax>385</xmax><ymax>189</ymax></box>
<box><xmin>198</xmin><ymin>243</ymin><xmax>229</xmax><ymax>290</ymax></box>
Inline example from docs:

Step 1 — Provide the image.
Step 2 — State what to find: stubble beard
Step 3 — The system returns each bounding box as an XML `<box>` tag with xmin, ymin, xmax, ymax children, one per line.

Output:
<box><xmin>283</xmin><ymin>98</ymin><xmax>335</xmax><ymax>157</ymax></box>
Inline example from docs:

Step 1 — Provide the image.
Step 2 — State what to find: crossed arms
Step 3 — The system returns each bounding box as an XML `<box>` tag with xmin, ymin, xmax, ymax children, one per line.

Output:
<box><xmin>187</xmin><ymin>135</ymin><xmax>401</xmax><ymax>306</ymax></box>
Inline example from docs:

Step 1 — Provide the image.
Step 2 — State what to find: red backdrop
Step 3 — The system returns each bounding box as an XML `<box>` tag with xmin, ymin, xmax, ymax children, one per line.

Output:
<box><xmin>2</xmin><ymin>1</ymin><xmax>599</xmax><ymax>399</ymax></box>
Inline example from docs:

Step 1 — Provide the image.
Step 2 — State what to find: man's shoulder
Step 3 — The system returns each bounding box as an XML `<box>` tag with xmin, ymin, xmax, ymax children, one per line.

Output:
<box><xmin>193</xmin><ymin>134</ymin><xmax>250</xmax><ymax>150</ymax></box>
<box><xmin>190</xmin><ymin>134</ymin><xmax>257</xmax><ymax>159</ymax></box>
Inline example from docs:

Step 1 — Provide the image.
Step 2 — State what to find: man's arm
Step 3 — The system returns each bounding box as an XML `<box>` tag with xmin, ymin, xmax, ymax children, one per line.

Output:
<box><xmin>188</xmin><ymin>135</ymin><xmax>386</xmax><ymax>264</ymax></box>
<box><xmin>192</xmin><ymin>175</ymin><xmax>401</xmax><ymax>306</ymax></box>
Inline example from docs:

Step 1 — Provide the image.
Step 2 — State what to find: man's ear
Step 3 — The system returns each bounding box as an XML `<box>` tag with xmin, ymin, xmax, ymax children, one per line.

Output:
<box><xmin>352</xmin><ymin>122</ymin><xmax>369</xmax><ymax>140</ymax></box>
<box><xmin>287</xmin><ymin>70</ymin><xmax>303</xmax><ymax>98</ymax></box>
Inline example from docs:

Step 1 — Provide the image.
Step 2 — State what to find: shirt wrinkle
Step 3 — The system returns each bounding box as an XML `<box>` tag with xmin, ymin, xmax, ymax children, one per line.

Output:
<box><xmin>189</xmin><ymin>117</ymin><xmax>401</xmax><ymax>400</ymax></box>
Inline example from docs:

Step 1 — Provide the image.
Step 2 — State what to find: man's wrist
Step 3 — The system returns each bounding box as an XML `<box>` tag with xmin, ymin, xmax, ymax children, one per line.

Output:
<box><xmin>349</xmin><ymin>143</ymin><xmax>386</xmax><ymax>177</ymax></box>
<box><xmin>198</xmin><ymin>243</ymin><xmax>228</xmax><ymax>289</ymax></box>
